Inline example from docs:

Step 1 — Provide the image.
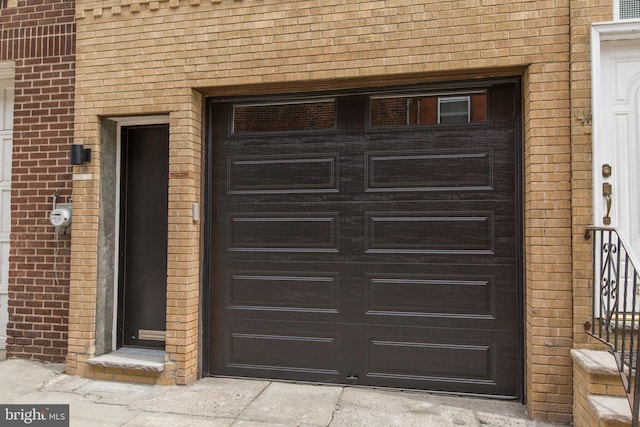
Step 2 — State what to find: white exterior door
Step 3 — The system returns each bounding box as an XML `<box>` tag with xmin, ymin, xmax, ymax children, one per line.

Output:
<box><xmin>0</xmin><ymin>63</ymin><xmax>14</xmax><ymax>358</ymax></box>
<box><xmin>593</xmin><ymin>23</ymin><xmax>640</xmax><ymax>260</ymax></box>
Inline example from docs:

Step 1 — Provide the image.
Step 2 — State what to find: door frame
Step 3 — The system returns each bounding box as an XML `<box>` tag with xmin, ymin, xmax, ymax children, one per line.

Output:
<box><xmin>109</xmin><ymin>115</ymin><xmax>169</xmax><ymax>351</ymax></box>
<box><xmin>0</xmin><ymin>61</ymin><xmax>14</xmax><ymax>358</ymax></box>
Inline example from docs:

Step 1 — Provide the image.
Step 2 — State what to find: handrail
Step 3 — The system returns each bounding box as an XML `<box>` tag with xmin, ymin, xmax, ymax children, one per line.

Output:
<box><xmin>585</xmin><ymin>226</ymin><xmax>640</xmax><ymax>427</ymax></box>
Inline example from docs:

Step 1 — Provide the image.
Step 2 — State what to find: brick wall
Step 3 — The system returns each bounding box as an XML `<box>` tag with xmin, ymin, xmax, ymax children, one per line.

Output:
<box><xmin>0</xmin><ymin>0</ymin><xmax>75</xmax><ymax>363</ymax></box>
<box><xmin>71</xmin><ymin>0</ymin><xmax>573</xmax><ymax>421</ymax></box>
<box><xmin>570</xmin><ymin>0</ymin><xmax>612</xmax><ymax>347</ymax></box>
<box><xmin>568</xmin><ymin>0</ymin><xmax>617</xmax><ymax>424</ymax></box>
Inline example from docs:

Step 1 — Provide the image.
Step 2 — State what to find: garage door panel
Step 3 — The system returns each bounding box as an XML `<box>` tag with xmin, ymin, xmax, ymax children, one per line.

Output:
<box><xmin>366</xmin><ymin>339</ymin><xmax>495</xmax><ymax>384</ymax></box>
<box><xmin>227</xmin><ymin>211</ymin><xmax>340</xmax><ymax>253</ymax></box>
<box><xmin>364</xmin><ymin>210</ymin><xmax>495</xmax><ymax>254</ymax></box>
<box><xmin>228</xmin><ymin>153</ymin><xmax>340</xmax><ymax>194</ymax></box>
<box><xmin>361</xmin><ymin>328</ymin><xmax>517</xmax><ymax>395</ymax></box>
<box><xmin>364</xmin><ymin>273</ymin><xmax>496</xmax><ymax>319</ymax></box>
<box><xmin>355</xmin><ymin>203</ymin><xmax>516</xmax><ymax>262</ymax></box>
<box><xmin>215</xmin><ymin>261</ymin><xmax>355</xmax><ymax>323</ymax></box>
<box><xmin>365</xmin><ymin>149</ymin><xmax>493</xmax><ymax>192</ymax></box>
<box><xmin>224</xmin><ymin>270</ymin><xmax>340</xmax><ymax>314</ymax></box>
<box><xmin>222</xmin><ymin>328</ymin><xmax>341</xmax><ymax>378</ymax></box>
<box><xmin>360</xmin><ymin>260</ymin><xmax>517</xmax><ymax>320</ymax></box>
<box><xmin>363</xmin><ymin>133</ymin><xmax>515</xmax><ymax>195</ymax></box>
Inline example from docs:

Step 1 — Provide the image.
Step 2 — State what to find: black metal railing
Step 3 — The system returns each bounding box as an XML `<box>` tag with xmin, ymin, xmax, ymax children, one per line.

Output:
<box><xmin>586</xmin><ymin>226</ymin><xmax>640</xmax><ymax>426</ymax></box>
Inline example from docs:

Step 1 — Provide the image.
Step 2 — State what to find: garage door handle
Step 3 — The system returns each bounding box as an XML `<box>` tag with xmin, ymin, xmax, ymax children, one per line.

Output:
<box><xmin>346</xmin><ymin>374</ymin><xmax>359</xmax><ymax>383</ymax></box>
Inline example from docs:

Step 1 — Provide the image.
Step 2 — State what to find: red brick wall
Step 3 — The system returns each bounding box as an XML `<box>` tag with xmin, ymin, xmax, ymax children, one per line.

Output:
<box><xmin>0</xmin><ymin>0</ymin><xmax>75</xmax><ymax>362</ymax></box>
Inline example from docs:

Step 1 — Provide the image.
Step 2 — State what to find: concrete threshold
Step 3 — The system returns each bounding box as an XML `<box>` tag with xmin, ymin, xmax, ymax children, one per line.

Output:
<box><xmin>87</xmin><ymin>347</ymin><xmax>164</xmax><ymax>372</ymax></box>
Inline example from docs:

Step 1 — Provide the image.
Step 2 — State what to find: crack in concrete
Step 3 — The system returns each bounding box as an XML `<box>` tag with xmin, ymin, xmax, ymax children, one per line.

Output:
<box><xmin>231</xmin><ymin>379</ymin><xmax>272</xmax><ymax>425</ymax></box>
<box><xmin>327</xmin><ymin>386</ymin><xmax>345</xmax><ymax>426</ymax></box>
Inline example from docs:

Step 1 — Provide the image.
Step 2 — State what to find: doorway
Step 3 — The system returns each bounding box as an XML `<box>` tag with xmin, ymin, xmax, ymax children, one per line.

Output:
<box><xmin>117</xmin><ymin>124</ymin><xmax>169</xmax><ymax>349</ymax></box>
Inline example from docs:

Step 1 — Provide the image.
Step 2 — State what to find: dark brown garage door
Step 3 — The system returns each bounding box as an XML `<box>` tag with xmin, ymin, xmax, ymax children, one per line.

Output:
<box><xmin>206</xmin><ymin>79</ymin><xmax>521</xmax><ymax>398</ymax></box>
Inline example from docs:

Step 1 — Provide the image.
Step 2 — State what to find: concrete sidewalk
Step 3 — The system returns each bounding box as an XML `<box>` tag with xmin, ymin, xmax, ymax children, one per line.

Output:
<box><xmin>0</xmin><ymin>358</ymin><xmax>566</xmax><ymax>427</ymax></box>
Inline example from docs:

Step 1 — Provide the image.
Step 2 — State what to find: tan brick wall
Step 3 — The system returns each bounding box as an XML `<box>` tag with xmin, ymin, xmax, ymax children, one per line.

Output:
<box><xmin>524</xmin><ymin>58</ymin><xmax>573</xmax><ymax>423</ymax></box>
<box><xmin>71</xmin><ymin>0</ymin><xmax>577</xmax><ymax>421</ymax></box>
<box><xmin>568</xmin><ymin>1</ymin><xmax>622</xmax><ymax>425</ymax></box>
<box><xmin>569</xmin><ymin>0</ymin><xmax>613</xmax><ymax>345</ymax></box>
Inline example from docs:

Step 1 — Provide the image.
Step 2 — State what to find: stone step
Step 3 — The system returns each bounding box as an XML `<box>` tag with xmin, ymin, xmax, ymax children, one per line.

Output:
<box><xmin>572</xmin><ymin>349</ymin><xmax>619</xmax><ymax>375</ymax></box>
<box><xmin>87</xmin><ymin>347</ymin><xmax>165</xmax><ymax>372</ymax></box>
<box><xmin>588</xmin><ymin>395</ymin><xmax>632</xmax><ymax>427</ymax></box>
<box><xmin>572</xmin><ymin>349</ymin><xmax>631</xmax><ymax>427</ymax></box>
<box><xmin>611</xmin><ymin>314</ymin><xmax>640</xmax><ymax>330</ymax></box>
<box><xmin>572</xmin><ymin>348</ymin><xmax>627</xmax><ymax>397</ymax></box>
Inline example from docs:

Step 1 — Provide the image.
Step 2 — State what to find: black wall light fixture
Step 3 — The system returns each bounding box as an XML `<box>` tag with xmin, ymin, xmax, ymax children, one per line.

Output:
<box><xmin>70</xmin><ymin>144</ymin><xmax>91</xmax><ymax>165</ymax></box>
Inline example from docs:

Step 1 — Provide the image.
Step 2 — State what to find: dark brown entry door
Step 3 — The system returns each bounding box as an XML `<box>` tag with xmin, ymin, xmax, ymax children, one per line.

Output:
<box><xmin>118</xmin><ymin>124</ymin><xmax>169</xmax><ymax>349</ymax></box>
<box><xmin>207</xmin><ymin>80</ymin><xmax>521</xmax><ymax>398</ymax></box>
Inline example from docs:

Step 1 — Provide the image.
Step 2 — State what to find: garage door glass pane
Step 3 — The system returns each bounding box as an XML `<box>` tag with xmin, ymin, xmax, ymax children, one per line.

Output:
<box><xmin>369</xmin><ymin>92</ymin><xmax>487</xmax><ymax>127</ymax></box>
<box><xmin>233</xmin><ymin>99</ymin><xmax>336</xmax><ymax>134</ymax></box>
<box><xmin>439</xmin><ymin>96</ymin><xmax>470</xmax><ymax>124</ymax></box>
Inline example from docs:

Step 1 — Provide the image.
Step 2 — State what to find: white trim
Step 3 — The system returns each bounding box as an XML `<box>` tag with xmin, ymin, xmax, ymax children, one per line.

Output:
<box><xmin>591</xmin><ymin>26</ymin><xmax>604</xmax><ymax>228</ymax></box>
<box><xmin>0</xmin><ymin>62</ymin><xmax>14</xmax><ymax>81</ymax></box>
<box><xmin>111</xmin><ymin>115</ymin><xmax>170</xmax><ymax>350</ymax></box>
<box><xmin>0</xmin><ymin>64</ymin><xmax>12</xmax><ymax>353</ymax></box>
<box><xmin>437</xmin><ymin>95</ymin><xmax>471</xmax><ymax>124</ymax></box>
<box><xmin>592</xmin><ymin>20</ymin><xmax>640</xmax><ymax>42</ymax></box>
<box><xmin>72</xmin><ymin>173</ymin><xmax>93</xmax><ymax>181</ymax></box>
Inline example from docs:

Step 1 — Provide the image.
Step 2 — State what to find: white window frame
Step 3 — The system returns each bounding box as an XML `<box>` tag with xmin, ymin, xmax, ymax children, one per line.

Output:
<box><xmin>437</xmin><ymin>96</ymin><xmax>471</xmax><ymax>124</ymax></box>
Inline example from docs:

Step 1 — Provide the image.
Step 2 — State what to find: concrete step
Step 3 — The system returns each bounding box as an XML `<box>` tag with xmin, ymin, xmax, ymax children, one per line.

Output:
<box><xmin>572</xmin><ymin>349</ymin><xmax>631</xmax><ymax>427</ymax></box>
<box><xmin>87</xmin><ymin>348</ymin><xmax>165</xmax><ymax>372</ymax></box>
<box><xmin>588</xmin><ymin>395</ymin><xmax>632</xmax><ymax>427</ymax></box>
<box><xmin>610</xmin><ymin>312</ymin><xmax>640</xmax><ymax>330</ymax></box>
<box><xmin>572</xmin><ymin>349</ymin><xmax>626</xmax><ymax>397</ymax></box>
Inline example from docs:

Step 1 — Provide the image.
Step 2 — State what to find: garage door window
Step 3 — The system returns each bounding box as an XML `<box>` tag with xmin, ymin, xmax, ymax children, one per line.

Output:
<box><xmin>232</xmin><ymin>99</ymin><xmax>336</xmax><ymax>134</ymax></box>
<box><xmin>369</xmin><ymin>92</ymin><xmax>487</xmax><ymax>127</ymax></box>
